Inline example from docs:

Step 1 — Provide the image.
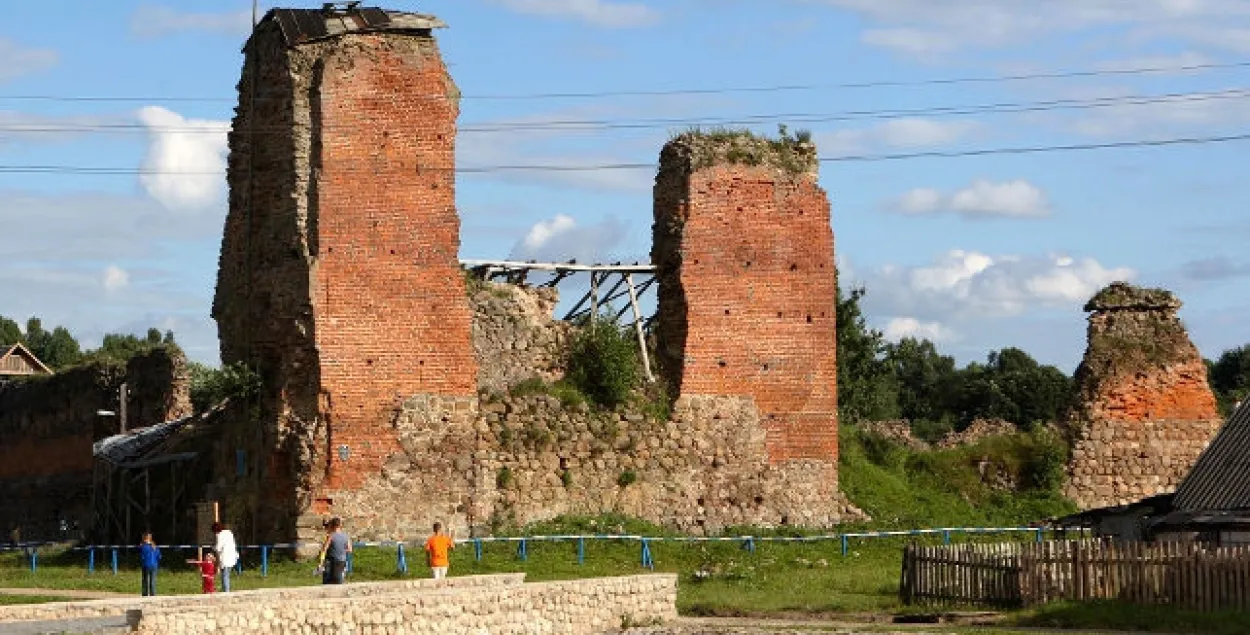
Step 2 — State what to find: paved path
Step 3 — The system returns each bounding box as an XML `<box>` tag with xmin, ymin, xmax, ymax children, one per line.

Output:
<box><xmin>0</xmin><ymin>615</ymin><xmax>128</xmax><ymax>634</ymax></box>
<box><xmin>0</xmin><ymin>588</ymin><xmax>129</xmax><ymax>600</ymax></box>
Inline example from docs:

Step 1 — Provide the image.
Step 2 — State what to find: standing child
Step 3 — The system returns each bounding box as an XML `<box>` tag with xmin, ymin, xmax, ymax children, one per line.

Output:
<box><xmin>138</xmin><ymin>533</ymin><xmax>161</xmax><ymax>597</ymax></box>
<box><xmin>186</xmin><ymin>552</ymin><xmax>217</xmax><ymax>594</ymax></box>
<box><xmin>424</xmin><ymin>522</ymin><xmax>455</xmax><ymax>580</ymax></box>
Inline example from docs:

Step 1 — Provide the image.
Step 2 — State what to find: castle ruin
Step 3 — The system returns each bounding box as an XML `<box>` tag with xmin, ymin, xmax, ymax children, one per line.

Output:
<box><xmin>209</xmin><ymin>6</ymin><xmax>854</xmax><ymax>546</ymax></box>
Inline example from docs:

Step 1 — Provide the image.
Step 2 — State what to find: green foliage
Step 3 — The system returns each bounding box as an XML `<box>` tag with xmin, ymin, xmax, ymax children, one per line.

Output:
<box><xmin>1208</xmin><ymin>344</ymin><xmax>1250</xmax><ymax>416</ymax></box>
<box><xmin>949</xmin><ymin>348</ymin><xmax>1074</xmax><ymax>430</ymax></box>
<box><xmin>507</xmin><ymin>377</ymin><xmax>589</xmax><ymax>409</ymax></box>
<box><xmin>672</xmin><ymin>124</ymin><xmax>816</xmax><ymax>175</ymax></box>
<box><xmin>566</xmin><ymin>316</ymin><xmax>640</xmax><ymax>409</ymax></box>
<box><xmin>839</xmin><ymin>425</ymin><xmax>1076</xmax><ymax>529</ymax></box>
<box><xmin>834</xmin><ymin>279</ymin><xmax>900</xmax><ymax>424</ymax></box>
<box><xmin>496</xmin><ymin>467</ymin><xmax>513</xmax><ymax>489</ymax></box>
<box><xmin>617</xmin><ymin>470</ymin><xmax>637</xmax><ymax>487</ymax></box>
<box><xmin>882</xmin><ymin>337</ymin><xmax>958</xmax><ymax>425</ymax></box>
<box><xmin>188</xmin><ymin>362</ymin><xmax>261</xmax><ymax>413</ymax></box>
<box><xmin>560</xmin><ymin>469</ymin><xmax>573</xmax><ymax>488</ymax></box>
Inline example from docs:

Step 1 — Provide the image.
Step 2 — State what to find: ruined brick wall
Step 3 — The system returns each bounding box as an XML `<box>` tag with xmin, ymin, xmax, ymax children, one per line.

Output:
<box><xmin>1064</xmin><ymin>283</ymin><xmax>1223</xmax><ymax>509</ymax></box>
<box><xmin>0</xmin><ymin>347</ymin><xmax>190</xmax><ymax>540</ymax></box>
<box><xmin>472</xmin><ymin>282</ymin><xmax>572</xmax><ymax>394</ymax></box>
<box><xmin>215</xmin><ymin>17</ymin><xmax>477</xmax><ymax>546</ymax></box>
<box><xmin>652</xmin><ymin>132</ymin><xmax>839</xmax><ymax>479</ymax></box>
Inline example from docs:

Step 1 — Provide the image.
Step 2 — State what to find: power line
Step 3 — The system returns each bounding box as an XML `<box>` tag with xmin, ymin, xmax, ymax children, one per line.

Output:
<box><xmin>1</xmin><ymin>132</ymin><xmax>1246</xmax><ymax>176</ymax></box>
<box><xmin>2</xmin><ymin>88</ymin><xmax>1247</xmax><ymax>136</ymax></box>
<box><xmin>0</xmin><ymin>59</ymin><xmax>1247</xmax><ymax>104</ymax></box>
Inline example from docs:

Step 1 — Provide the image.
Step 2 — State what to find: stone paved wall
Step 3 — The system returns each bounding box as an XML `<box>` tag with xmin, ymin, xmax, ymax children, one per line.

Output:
<box><xmin>1064</xmin><ymin>283</ymin><xmax>1223</xmax><ymax>509</ymax></box>
<box><xmin>472</xmin><ymin>282</ymin><xmax>573</xmax><ymax>393</ymax></box>
<box><xmin>124</xmin><ymin>575</ymin><xmax>675</xmax><ymax>635</ymax></box>
<box><xmin>0</xmin><ymin>574</ymin><xmax>524</xmax><ymax>625</ymax></box>
<box><xmin>0</xmin><ymin>347</ymin><xmax>190</xmax><ymax>540</ymax></box>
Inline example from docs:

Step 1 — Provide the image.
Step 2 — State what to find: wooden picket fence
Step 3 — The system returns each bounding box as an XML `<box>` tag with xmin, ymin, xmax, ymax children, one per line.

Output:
<box><xmin>900</xmin><ymin>539</ymin><xmax>1250</xmax><ymax>611</ymax></box>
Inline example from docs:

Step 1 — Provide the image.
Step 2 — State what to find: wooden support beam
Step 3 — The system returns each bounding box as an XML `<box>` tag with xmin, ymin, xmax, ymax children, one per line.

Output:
<box><xmin>627</xmin><ymin>274</ymin><xmax>656</xmax><ymax>383</ymax></box>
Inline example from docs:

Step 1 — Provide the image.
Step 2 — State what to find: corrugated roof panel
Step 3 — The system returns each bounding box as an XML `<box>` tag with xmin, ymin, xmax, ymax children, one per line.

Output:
<box><xmin>1173</xmin><ymin>400</ymin><xmax>1250</xmax><ymax>511</ymax></box>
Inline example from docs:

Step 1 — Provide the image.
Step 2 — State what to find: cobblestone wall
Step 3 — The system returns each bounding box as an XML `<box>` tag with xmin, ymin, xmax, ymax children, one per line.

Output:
<box><xmin>472</xmin><ymin>282</ymin><xmax>572</xmax><ymax>393</ymax></box>
<box><xmin>127</xmin><ymin>575</ymin><xmax>675</xmax><ymax>635</ymax></box>
<box><xmin>1064</xmin><ymin>283</ymin><xmax>1223</xmax><ymax>509</ymax></box>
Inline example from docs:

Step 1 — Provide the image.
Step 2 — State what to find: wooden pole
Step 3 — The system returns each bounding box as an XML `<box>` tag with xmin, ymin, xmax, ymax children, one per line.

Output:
<box><xmin>626</xmin><ymin>274</ymin><xmax>655</xmax><ymax>383</ymax></box>
<box><xmin>590</xmin><ymin>272</ymin><xmax>600</xmax><ymax>319</ymax></box>
<box><xmin>118</xmin><ymin>383</ymin><xmax>128</xmax><ymax>434</ymax></box>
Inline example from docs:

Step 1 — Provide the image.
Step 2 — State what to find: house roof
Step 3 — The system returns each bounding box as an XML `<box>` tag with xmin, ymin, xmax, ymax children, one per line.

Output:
<box><xmin>1172</xmin><ymin>399</ymin><xmax>1250</xmax><ymax>512</ymax></box>
<box><xmin>0</xmin><ymin>342</ymin><xmax>53</xmax><ymax>376</ymax></box>
<box><xmin>253</xmin><ymin>5</ymin><xmax>446</xmax><ymax>49</ymax></box>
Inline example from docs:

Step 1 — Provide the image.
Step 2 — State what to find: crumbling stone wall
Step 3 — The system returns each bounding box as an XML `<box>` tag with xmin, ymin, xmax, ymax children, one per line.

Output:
<box><xmin>472</xmin><ymin>282</ymin><xmax>572</xmax><ymax>393</ymax></box>
<box><xmin>214</xmin><ymin>14</ymin><xmax>477</xmax><ymax>545</ymax></box>
<box><xmin>0</xmin><ymin>347</ymin><xmax>190</xmax><ymax>540</ymax></box>
<box><xmin>1064</xmin><ymin>282</ymin><xmax>1223</xmax><ymax>509</ymax></box>
<box><xmin>652</xmin><ymin>132</ymin><xmax>840</xmax><ymax>491</ymax></box>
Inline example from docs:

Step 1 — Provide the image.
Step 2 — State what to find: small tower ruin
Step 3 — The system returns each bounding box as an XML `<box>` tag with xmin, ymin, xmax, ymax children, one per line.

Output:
<box><xmin>1064</xmin><ymin>282</ymin><xmax>1223</xmax><ymax>509</ymax></box>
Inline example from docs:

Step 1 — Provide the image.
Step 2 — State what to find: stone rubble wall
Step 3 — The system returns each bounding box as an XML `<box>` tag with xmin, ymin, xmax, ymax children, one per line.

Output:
<box><xmin>0</xmin><ymin>347</ymin><xmax>191</xmax><ymax>540</ymax></box>
<box><xmin>934</xmin><ymin>418</ymin><xmax>1018</xmax><ymax>450</ymax></box>
<box><xmin>1064</xmin><ymin>283</ymin><xmax>1223</xmax><ymax>509</ymax></box>
<box><xmin>127</xmin><ymin>575</ymin><xmax>677</xmax><ymax>635</ymax></box>
<box><xmin>472</xmin><ymin>282</ymin><xmax>573</xmax><ymax>394</ymax></box>
<box><xmin>0</xmin><ymin>573</ymin><xmax>525</xmax><ymax>625</ymax></box>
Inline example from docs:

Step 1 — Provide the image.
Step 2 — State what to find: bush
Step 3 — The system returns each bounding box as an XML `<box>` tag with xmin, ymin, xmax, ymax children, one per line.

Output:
<box><xmin>496</xmin><ymin>467</ymin><xmax>513</xmax><ymax>489</ymax></box>
<box><xmin>617</xmin><ymin>470</ymin><xmax>638</xmax><ymax>487</ymax></box>
<box><xmin>189</xmin><ymin>361</ymin><xmax>261</xmax><ymax>413</ymax></box>
<box><xmin>567</xmin><ymin>316</ymin><xmax>641</xmax><ymax>409</ymax></box>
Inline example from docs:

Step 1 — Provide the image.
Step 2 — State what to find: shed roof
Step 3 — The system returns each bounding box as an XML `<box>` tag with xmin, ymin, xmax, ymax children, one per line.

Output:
<box><xmin>0</xmin><ymin>342</ymin><xmax>53</xmax><ymax>376</ymax></box>
<box><xmin>1172</xmin><ymin>399</ymin><xmax>1250</xmax><ymax>511</ymax></box>
<box><xmin>255</xmin><ymin>5</ymin><xmax>446</xmax><ymax>49</ymax></box>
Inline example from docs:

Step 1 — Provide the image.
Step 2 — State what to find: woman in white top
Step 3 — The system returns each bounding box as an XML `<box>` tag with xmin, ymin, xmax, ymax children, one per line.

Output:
<box><xmin>212</xmin><ymin>522</ymin><xmax>239</xmax><ymax>592</ymax></box>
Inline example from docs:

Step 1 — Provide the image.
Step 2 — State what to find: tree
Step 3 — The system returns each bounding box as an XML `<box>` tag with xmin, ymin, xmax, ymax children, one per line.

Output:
<box><xmin>0</xmin><ymin>317</ymin><xmax>21</xmax><ymax>347</ymax></box>
<box><xmin>36</xmin><ymin>326</ymin><xmax>82</xmax><ymax>369</ymax></box>
<box><xmin>883</xmin><ymin>337</ymin><xmax>958</xmax><ymax>425</ymax></box>
<box><xmin>1208</xmin><ymin>345</ymin><xmax>1250</xmax><ymax>415</ymax></box>
<box><xmin>835</xmin><ymin>278</ymin><xmax>899</xmax><ymax>423</ymax></box>
<box><xmin>950</xmin><ymin>348</ymin><xmax>1073</xmax><ymax>430</ymax></box>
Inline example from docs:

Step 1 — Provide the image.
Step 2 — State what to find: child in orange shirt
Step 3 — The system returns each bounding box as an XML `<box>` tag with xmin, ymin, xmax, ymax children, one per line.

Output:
<box><xmin>424</xmin><ymin>522</ymin><xmax>455</xmax><ymax>580</ymax></box>
<box><xmin>186</xmin><ymin>552</ymin><xmax>217</xmax><ymax>593</ymax></box>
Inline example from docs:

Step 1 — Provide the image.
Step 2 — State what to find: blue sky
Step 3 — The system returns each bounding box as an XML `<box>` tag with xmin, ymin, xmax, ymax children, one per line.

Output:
<box><xmin>2</xmin><ymin>0</ymin><xmax>1249</xmax><ymax>371</ymax></box>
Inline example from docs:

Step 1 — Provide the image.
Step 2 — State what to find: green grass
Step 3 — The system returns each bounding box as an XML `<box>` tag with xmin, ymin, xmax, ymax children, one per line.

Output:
<box><xmin>1013</xmin><ymin>601</ymin><xmax>1250</xmax><ymax>634</ymax></box>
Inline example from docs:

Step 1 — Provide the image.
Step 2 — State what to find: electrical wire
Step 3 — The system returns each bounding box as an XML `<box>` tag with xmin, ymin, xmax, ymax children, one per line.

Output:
<box><xmin>1</xmin><ymin>132</ymin><xmax>1246</xmax><ymax>176</ymax></box>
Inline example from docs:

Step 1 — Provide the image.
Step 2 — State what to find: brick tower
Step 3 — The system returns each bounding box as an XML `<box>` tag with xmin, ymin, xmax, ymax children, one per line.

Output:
<box><xmin>652</xmin><ymin>131</ymin><xmax>839</xmax><ymax>485</ymax></box>
<box><xmin>213</xmin><ymin>6</ymin><xmax>478</xmax><ymax>545</ymax></box>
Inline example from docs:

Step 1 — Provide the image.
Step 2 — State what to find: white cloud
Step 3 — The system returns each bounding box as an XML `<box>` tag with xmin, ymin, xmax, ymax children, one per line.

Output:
<box><xmin>806</xmin><ymin>0</ymin><xmax>1250</xmax><ymax>57</ymax></box>
<box><xmin>130</xmin><ymin>6</ymin><xmax>254</xmax><ymax>38</ymax></box>
<box><xmin>137</xmin><ymin>106</ymin><xmax>229</xmax><ymax>212</ymax></box>
<box><xmin>103</xmin><ymin>266</ymin><xmax>130</xmax><ymax>292</ymax></box>
<box><xmin>0</xmin><ymin>38</ymin><xmax>59</xmax><ymax>83</ymax></box>
<box><xmin>509</xmin><ymin>214</ymin><xmax>627</xmax><ymax>262</ymax></box>
<box><xmin>882</xmin><ymin>317</ymin><xmax>953</xmax><ymax>343</ymax></box>
<box><xmin>854</xmin><ymin>250</ymin><xmax>1135</xmax><ymax>320</ymax></box>
<box><xmin>491</xmin><ymin>0</ymin><xmax>657</xmax><ymax>27</ymax></box>
<box><xmin>817</xmin><ymin>118</ymin><xmax>977</xmax><ymax>156</ymax></box>
<box><xmin>891</xmin><ymin>179</ymin><xmax>1051</xmax><ymax>219</ymax></box>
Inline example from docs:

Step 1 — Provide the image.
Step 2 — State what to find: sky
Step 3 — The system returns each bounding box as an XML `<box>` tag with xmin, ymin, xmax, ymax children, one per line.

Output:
<box><xmin>2</xmin><ymin>1</ymin><xmax>1250</xmax><ymax>372</ymax></box>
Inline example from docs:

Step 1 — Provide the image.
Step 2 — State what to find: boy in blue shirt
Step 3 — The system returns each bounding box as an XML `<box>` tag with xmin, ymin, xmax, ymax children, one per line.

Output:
<box><xmin>138</xmin><ymin>532</ymin><xmax>161</xmax><ymax>596</ymax></box>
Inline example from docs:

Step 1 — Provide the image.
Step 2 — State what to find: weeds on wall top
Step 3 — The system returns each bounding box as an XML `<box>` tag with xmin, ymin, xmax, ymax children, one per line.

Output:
<box><xmin>566</xmin><ymin>315</ymin><xmax>642</xmax><ymax>410</ymax></box>
<box><xmin>670</xmin><ymin>124</ymin><xmax>817</xmax><ymax>176</ymax></box>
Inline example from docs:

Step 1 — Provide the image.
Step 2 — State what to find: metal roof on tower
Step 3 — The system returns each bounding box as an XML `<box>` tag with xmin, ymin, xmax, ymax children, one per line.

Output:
<box><xmin>256</xmin><ymin>3</ymin><xmax>446</xmax><ymax>49</ymax></box>
<box><xmin>1172</xmin><ymin>399</ymin><xmax>1250</xmax><ymax>512</ymax></box>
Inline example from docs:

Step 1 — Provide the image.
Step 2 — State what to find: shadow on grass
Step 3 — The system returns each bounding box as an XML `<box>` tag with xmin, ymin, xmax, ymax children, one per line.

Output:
<box><xmin>1014</xmin><ymin>601</ymin><xmax>1250</xmax><ymax>634</ymax></box>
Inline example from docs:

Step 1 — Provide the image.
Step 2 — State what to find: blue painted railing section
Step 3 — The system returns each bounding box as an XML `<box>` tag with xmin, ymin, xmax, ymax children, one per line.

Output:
<box><xmin>0</xmin><ymin>527</ymin><xmax>1066</xmax><ymax>576</ymax></box>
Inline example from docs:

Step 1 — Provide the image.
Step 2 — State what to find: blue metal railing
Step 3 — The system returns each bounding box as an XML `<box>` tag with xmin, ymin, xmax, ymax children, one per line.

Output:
<box><xmin>1</xmin><ymin>526</ymin><xmax>1072</xmax><ymax>577</ymax></box>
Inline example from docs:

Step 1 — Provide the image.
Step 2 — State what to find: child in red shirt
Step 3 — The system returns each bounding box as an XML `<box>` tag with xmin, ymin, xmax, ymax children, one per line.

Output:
<box><xmin>186</xmin><ymin>553</ymin><xmax>217</xmax><ymax>594</ymax></box>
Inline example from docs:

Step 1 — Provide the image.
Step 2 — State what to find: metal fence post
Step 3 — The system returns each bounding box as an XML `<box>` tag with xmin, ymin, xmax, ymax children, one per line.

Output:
<box><xmin>261</xmin><ymin>545</ymin><xmax>269</xmax><ymax>577</ymax></box>
<box><xmin>640</xmin><ymin>539</ymin><xmax>654</xmax><ymax>570</ymax></box>
<box><xmin>87</xmin><ymin>548</ymin><xmax>95</xmax><ymax>574</ymax></box>
<box><xmin>841</xmin><ymin>535</ymin><xmax>849</xmax><ymax>556</ymax></box>
<box><xmin>1035</xmin><ymin>528</ymin><xmax>1044</xmax><ymax>544</ymax></box>
<box><xmin>943</xmin><ymin>530</ymin><xmax>951</xmax><ymax>544</ymax></box>
<box><xmin>346</xmin><ymin>550</ymin><xmax>354</xmax><ymax>575</ymax></box>
<box><xmin>577</xmin><ymin>537</ymin><xmax>584</xmax><ymax>566</ymax></box>
<box><xmin>397</xmin><ymin>543</ymin><xmax>408</xmax><ymax>574</ymax></box>
<box><xmin>29</xmin><ymin>548</ymin><xmax>37</xmax><ymax>573</ymax></box>
<box><xmin>474</xmin><ymin>538</ymin><xmax>483</xmax><ymax>562</ymax></box>
<box><xmin>517</xmin><ymin>539</ymin><xmax>527</xmax><ymax>562</ymax></box>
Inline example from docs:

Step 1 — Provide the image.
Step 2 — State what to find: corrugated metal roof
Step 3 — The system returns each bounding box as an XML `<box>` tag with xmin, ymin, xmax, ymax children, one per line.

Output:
<box><xmin>261</xmin><ymin>6</ymin><xmax>446</xmax><ymax>48</ymax></box>
<box><xmin>1173</xmin><ymin>399</ymin><xmax>1250</xmax><ymax>511</ymax></box>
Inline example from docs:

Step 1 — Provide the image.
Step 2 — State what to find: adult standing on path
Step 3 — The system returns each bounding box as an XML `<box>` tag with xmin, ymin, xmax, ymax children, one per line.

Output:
<box><xmin>138</xmin><ymin>532</ymin><xmax>161</xmax><ymax>596</ymax></box>
<box><xmin>212</xmin><ymin>522</ymin><xmax>239</xmax><ymax>592</ymax></box>
<box><xmin>318</xmin><ymin>517</ymin><xmax>352</xmax><ymax>585</ymax></box>
<box><xmin>424</xmin><ymin>522</ymin><xmax>455</xmax><ymax>580</ymax></box>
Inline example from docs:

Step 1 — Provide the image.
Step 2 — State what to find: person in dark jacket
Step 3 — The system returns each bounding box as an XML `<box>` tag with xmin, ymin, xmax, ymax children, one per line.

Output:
<box><xmin>138</xmin><ymin>532</ymin><xmax>161</xmax><ymax>596</ymax></box>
